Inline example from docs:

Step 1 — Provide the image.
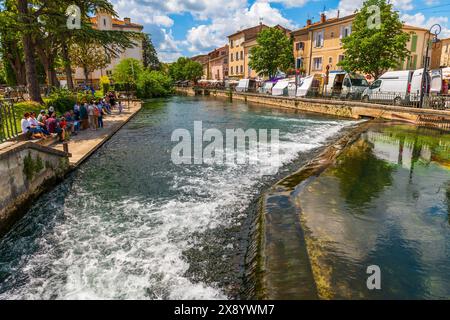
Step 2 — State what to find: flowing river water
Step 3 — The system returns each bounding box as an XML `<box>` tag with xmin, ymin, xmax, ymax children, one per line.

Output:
<box><xmin>0</xmin><ymin>97</ymin><xmax>356</xmax><ymax>300</ymax></box>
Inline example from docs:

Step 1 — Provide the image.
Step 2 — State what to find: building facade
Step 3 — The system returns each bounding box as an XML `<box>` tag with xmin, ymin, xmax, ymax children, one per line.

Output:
<box><xmin>73</xmin><ymin>12</ymin><xmax>144</xmax><ymax>88</ymax></box>
<box><xmin>207</xmin><ymin>45</ymin><xmax>229</xmax><ymax>81</ymax></box>
<box><xmin>431</xmin><ymin>37</ymin><xmax>450</xmax><ymax>69</ymax></box>
<box><xmin>227</xmin><ymin>24</ymin><xmax>291</xmax><ymax>80</ymax></box>
<box><xmin>291</xmin><ymin>13</ymin><xmax>432</xmax><ymax>79</ymax></box>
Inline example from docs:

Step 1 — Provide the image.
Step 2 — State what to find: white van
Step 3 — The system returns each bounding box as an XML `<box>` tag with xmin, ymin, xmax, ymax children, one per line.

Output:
<box><xmin>324</xmin><ymin>72</ymin><xmax>369</xmax><ymax>99</ymax></box>
<box><xmin>362</xmin><ymin>70</ymin><xmax>413</xmax><ymax>105</ymax></box>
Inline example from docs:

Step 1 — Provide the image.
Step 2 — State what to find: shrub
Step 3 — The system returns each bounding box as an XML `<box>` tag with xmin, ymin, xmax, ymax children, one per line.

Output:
<box><xmin>100</xmin><ymin>75</ymin><xmax>110</xmax><ymax>94</ymax></box>
<box><xmin>45</xmin><ymin>88</ymin><xmax>77</xmax><ymax>114</ymax></box>
<box><xmin>136</xmin><ymin>70</ymin><xmax>173</xmax><ymax>99</ymax></box>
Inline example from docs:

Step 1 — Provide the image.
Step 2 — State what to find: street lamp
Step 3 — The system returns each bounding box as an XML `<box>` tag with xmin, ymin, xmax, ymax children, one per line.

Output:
<box><xmin>420</xmin><ymin>24</ymin><xmax>441</xmax><ymax>108</ymax></box>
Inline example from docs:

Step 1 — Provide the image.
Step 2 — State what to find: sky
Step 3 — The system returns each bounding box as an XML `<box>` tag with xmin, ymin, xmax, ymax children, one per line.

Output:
<box><xmin>109</xmin><ymin>0</ymin><xmax>450</xmax><ymax>62</ymax></box>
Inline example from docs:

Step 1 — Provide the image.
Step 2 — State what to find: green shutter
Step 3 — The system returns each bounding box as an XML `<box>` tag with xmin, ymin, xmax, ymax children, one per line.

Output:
<box><xmin>411</xmin><ymin>34</ymin><xmax>418</xmax><ymax>52</ymax></box>
<box><xmin>412</xmin><ymin>55</ymin><xmax>418</xmax><ymax>69</ymax></box>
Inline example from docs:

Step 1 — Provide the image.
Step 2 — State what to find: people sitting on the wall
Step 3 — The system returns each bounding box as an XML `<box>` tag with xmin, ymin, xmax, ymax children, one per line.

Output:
<box><xmin>46</xmin><ymin>113</ymin><xmax>65</xmax><ymax>142</ymax></box>
<box><xmin>28</xmin><ymin>112</ymin><xmax>49</xmax><ymax>137</ymax></box>
<box><xmin>21</xmin><ymin>112</ymin><xmax>44</xmax><ymax>140</ymax></box>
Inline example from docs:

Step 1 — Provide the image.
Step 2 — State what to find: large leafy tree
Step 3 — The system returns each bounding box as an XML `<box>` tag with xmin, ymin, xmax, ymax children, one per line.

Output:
<box><xmin>69</xmin><ymin>42</ymin><xmax>109</xmax><ymax>84</ymax></box>
<box><xmin>168</xmin><ymin>57</ymin><xmax>203</xmax><ymax>82</ymax></box>
<box><xmin>112</xmin><ymin>57</ymin><xmax>144</xmax><ymax>86</ymax></box>
<box><xmin>338</xmin><ymin>0</ymin><xmax>410</xmax><ymax>79</ymax></box>
<box><xmin>142</xmin><ymin>33</ymin><xmax>160</xmax><ymax>70</ymax></box>
<box><xmin>248</xmin><ymin>27</ymin><xmax>294</xmax><ymax>78</ymax></box>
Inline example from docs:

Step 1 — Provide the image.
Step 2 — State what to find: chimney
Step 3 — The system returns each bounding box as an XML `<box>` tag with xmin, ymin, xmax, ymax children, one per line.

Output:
<box><xmin>124</xmin><ymin>17</ymin><xmax>131</xmax><ymax>24</ymax></box>
<box><xmin>306</xmin><ymin>19</ymin><xmax>312</xmax><ymax>26</ymax></box>
<box><xmin>320</xmin><ymin>13</ymin><xmax>326</xmax><ymax>23</ymax></box>
<box><xmin>337</xmin><ymin>10</ymin><xmax>340</xmax><ymax>19</ymax></box>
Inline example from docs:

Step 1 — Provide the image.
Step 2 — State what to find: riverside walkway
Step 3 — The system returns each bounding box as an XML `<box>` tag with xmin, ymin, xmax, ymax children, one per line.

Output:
<box><xmin>53</xmin><ymin>101</ymin><xmax>142</xmax><ymax>167</ymax></box>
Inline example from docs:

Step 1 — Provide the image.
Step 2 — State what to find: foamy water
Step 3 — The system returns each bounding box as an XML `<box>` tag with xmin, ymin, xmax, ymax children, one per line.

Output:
<box><xmin>0</xmin><ymin>97</ymin><xmax>356</xmax><ymax>300</ymax></box>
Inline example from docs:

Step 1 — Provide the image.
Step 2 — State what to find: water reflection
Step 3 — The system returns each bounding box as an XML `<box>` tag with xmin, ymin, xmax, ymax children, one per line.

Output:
<box><xmin>298</xmin><ymin>124</ymin><xmax>450</xmax><ymax>299</ymax></box>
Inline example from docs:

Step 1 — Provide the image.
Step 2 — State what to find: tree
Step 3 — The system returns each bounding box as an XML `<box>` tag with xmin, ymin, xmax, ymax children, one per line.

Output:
<box><xmin>17</xmin><ymin>0</ymin><xmax>42</xmax><ymax>102</ymax></box>
<box><xmin>69</xmin><ymin>42</ymin><xmax>109</xmax><ymax>85</ymax></box>
<box><xmin>136</xmin><ymin>70</ymin><xmax>172</xmax><ymax>98</ymax></box>
<box><xmin>142</xmin><ymin>33</ymin><xmax>160</xmax><ymax>70</ymax></box>
<box><xmin>338</xmin><ymin>0</ymin><xmax>410</xmax><ymax>79</ymax></box>
<box><xmin>112</xmin><ymin>58</ymin><xmax>143</xmax><ymax>86</ymax></box>
<box><xmin>168</xmin><ymin>57</ymin><xmax>203</xmax><ymax>83</ymax></box>
<box><xmin>248</xmin><ymin>27</ymin><xmax>294</xmax><ymax>78</ymax></box>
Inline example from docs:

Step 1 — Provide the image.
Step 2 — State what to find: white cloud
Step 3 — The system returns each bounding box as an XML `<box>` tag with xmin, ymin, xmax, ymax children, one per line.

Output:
<box><xmin>185</xmin><ymin>0</ymin><xmax>296</xmax><ymax>53</ymax></box>
<box><xmin>401</xmin><ymin>13</ymin><xmax>450</xmax><ymax>38</ymax></box>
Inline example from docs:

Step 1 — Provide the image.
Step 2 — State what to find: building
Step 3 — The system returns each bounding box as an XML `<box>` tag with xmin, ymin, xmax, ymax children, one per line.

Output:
<box><xmin>431</xmin><ymin>37</ymin><xmax>450</xmax><ymax>69</ymax></box>
<box><xmin>227</xmin><ymin>24</ymin><xmax>291</xmax><ymax>80</ymax></box>
<box><xmin>207</xmin><ymin>45</ymin><xmax>229</xmax><ymax>80</ymax></box>
<box><xmin>73</xmin><ymin>13</ymin><xmax>144</xmax><ymax>88</ymax></box>
<box><xmin>191</xmin><ymin>54</ymin><xmax>210</xmax><ymax>80</ymax></box>
<box><xmin>291</xmin><ymin>13</ymin><xmax>432</xmax><ymax>78</ymax></box>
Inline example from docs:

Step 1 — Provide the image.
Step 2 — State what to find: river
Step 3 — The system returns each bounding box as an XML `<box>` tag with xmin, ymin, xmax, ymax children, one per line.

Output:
<box><xmin>0</xmin><ymin>96</ymin><xmax>355</xmax><ymax>300</ymax></box>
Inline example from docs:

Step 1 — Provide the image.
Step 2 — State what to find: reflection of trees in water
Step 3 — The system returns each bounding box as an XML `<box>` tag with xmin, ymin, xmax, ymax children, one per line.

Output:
<box><xmin>330</xmin><ymin>139</ymin><xmax>395</xmax><ymax>211</ymax></box>
<box><xmin>446</xmin><ymin>183</ymin><xmax>450</xmax><ymax>225</ymax></box>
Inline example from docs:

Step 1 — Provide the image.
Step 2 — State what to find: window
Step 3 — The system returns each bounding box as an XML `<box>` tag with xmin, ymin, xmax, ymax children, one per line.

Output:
<box><xmin>370</xmin><ymin>80</ymin><xmax>382</xmax><ymax>89</ymax></box>
<box><xmin>106</xmin><ymin>70</ymin><xmax>112</xmax><ymax>77</ymax></box>
<box><xmin>295</xmin><ymin>42</ymin><xmax>304</xmax><ymax>51</ymax></box>
<box><xmin>338</xmin><ymin>55</ymin><xmax>345</xmax><ymax>63</ymax></box>
<box><xmin>329</xmin><ymin>57</ymin><xmax>333</xmax><ymax>64</ymax></box>
<box><xmin>240</xmin><ymin>51</ymin><xmax>244</xmax><ymax>60</ymax></box>
<box><xmin>240</xmin><ymin>65</ymin><xmax>244</xmax><ymax>74</ymax></box>
<box><xmin>230</xmin><ymin>40</ymin><xmax>234</xmax><ymax>48</ymax></box>
<box><xmin>296</xmin><ymin>58</ymin><xmax>303</xmax><ymax>69</ymax></box>
<box><xmin>314</xmin><ymin>31</ymin><xmax>324</xmax><ymax>48</ymax></box>
<box><xmin>313</xmin><ymin>57</ymin><xmax>323</xmax><ymax>71</ymax></box>
<box><xmin>103</xmin><ymin>19</ymin><xmax>107</xmax><ymax>26</ymax></box>
<box><xmin>230</xmin><ymin>54</ymin><xmax>234</xmax><ymax>62</ymax></box>
<box><xmin>224</xmin><ymin>57</ymin><xmax>228</xmax><ymax>64</ymax></box>
<box><xmin>340</xmin><ymin>25</ymin><xmax>352</xmax><ymax>39</ymax></box>
<box><xmin>236</xmin><ymin>52</ymin><xmax>239</xmax><ymax>61</ymax></box>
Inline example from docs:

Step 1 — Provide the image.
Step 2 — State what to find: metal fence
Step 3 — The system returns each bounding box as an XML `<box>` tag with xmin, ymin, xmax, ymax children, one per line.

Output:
<box><xmin>0</xmin><ymin>99</ymin><xmax>19</xmax><ymax>142</ymax></box>
<box><xmin>194</xmin><ymin>85</ymin><xmax>450</xmax><ymax>110</ymax></box>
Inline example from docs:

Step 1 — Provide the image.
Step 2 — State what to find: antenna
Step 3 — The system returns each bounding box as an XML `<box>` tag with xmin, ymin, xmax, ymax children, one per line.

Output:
<box><xmin>259</xmin><ymin>17</ymin><xmax>264</xmax><ymax>25</ymax></box>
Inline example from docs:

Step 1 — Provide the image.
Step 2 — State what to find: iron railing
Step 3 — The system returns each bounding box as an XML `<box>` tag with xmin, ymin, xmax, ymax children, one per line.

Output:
<box><xmin>0</xmin><ymin>99</ymin><xmax>19</xmax><ymax>142</ymax></box>
<box><xmin>190</xmin><ymin>85</ymin><xmax>450</xmax><ymax>110</ymax></box>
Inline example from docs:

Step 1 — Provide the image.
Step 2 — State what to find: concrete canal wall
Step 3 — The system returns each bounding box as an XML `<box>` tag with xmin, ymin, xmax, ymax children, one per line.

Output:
<box><xmin>0</xmin><ymin>142</ymin><xmax>70</xmax><ymax>235</ymax></box>
<box><xmin>176</xmin><ymin>87</ymin><xmax>450</xmax><ymax>130</ymax></box>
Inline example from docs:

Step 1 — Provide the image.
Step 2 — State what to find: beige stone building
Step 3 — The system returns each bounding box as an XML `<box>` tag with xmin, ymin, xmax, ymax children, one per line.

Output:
<box><xmin>72</xmin><ymin>13</ymin><xmax>144</xmax><ymax>88</ymax></box>
<box><xmin>431</xmin><ymin>37</ymin><xmax>450</xmax><ymax>69</ymax></box>
<box><xmin>191</xmin><ymin>54</ymin><xmax>210</xmax><ymax>80</ymax></box>
<box><xmin>227</xmin><ymin>24</ymin><xmax>290</xmax><ymax>80</ymax></box>
<box><xmin>292</xmin><ymin>13</ymin><xmax>432</xmax><ymax>79</ymax></box>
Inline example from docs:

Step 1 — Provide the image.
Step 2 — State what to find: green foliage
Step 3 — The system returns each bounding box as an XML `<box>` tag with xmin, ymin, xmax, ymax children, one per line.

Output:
<box><xmin>142</xmin><ymin>33</ymin><xmax>160</xmax><ymax>70</ymax></box>
<box><xmin>0</xmin><ymin>61</ymin><xmax>6</xmax><ymax>85</ymax></box>
<box><xmin>100</xmin><ymin>75</ymin><xmax>111</xmax><ymax>94</ymax></box>
<box><xmin>248</xmin><ymin>27</ymin><xmax>294</xmax><ymax>78</ymax></box>
<box><xmin>23</xmin><ymin>152</ymin><xmax>44</xmax><ymax>181</ymax></box>
<box><xmin>45</xmin><ymin>89</ymin><xmax>77</xmax><ymax>114</ymax></box>
<box><xmin>112</xmin><ymin>58</ymin><xmax>144</xmax><ymax>86</ymax></box>
<box><xmin>338</xmin><ymin>0</ymin><xmax>411</xmax><ymax>79</ymax></box>
<box><xmin>168</xmin><ymin>57</ymin><xmax>203</xmax><ymax>82</ymax></box>
<box><xmin>136</xmin><ymin>70</ymin><xmax>173</xmax><ymax>98</ymax></box>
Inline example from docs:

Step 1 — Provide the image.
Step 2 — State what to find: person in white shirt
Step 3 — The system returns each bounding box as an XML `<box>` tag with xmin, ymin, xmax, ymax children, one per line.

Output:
<box><xmin>21</xmin><ymin>113</ymin><xmax>31</xmax><ymax>134</ymax></box>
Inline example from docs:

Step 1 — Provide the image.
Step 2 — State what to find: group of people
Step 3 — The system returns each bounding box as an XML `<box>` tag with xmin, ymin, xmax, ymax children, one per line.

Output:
<box><xmin>20</xmin><ymin>91</ymin><xmax>124</xmax><ymax>141</ymax></box>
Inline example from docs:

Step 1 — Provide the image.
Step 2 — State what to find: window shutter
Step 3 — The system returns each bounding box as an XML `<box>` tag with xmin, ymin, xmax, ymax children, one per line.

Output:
<box><xmin>411</xmin><ymin>34</ymin><xmax>418</xmax><ymax>53</ymax></box>
<box><xmin>321</xmin><ymin>31</ymin><xmax>324</xmax><ymax>47</ymax></box>
<box><xmin>340</xmin><ymin>26</ymin><xmax>344</xmax><ymax>39</ymax></box>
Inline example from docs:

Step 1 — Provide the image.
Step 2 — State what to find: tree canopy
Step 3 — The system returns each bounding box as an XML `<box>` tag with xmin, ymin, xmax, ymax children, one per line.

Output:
<box><xmin>112</xmin><ymin>58</ymin><xmax>144</xmax><ymax>86</ymax></box>
<box><xmin>337</xmin><ymin>0</ymin><xmax>411</xmax><ymax>79</ymax></box>
<box><xmin>168</xmin><ymin>57</ymin><xmax>203</xmax><ymax>82</ymax></box>
<box><xmin>248</xmin><ymin>27</ymin><xmax>294</xmax><ymax>78</ymax></box>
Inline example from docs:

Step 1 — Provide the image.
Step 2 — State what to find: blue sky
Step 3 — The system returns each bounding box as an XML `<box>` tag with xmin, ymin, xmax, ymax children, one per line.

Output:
<box><xmin>110</xmin><ymin>0</ymin><xmax>450</xmax><ymax>62</ymax></box>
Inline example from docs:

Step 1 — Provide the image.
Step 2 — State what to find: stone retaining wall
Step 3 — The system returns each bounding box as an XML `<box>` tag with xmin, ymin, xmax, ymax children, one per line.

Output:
<box><xmin>0</xmin><ymin>142</ymin><xmax>70</xmax><ymax>236</ymax></box>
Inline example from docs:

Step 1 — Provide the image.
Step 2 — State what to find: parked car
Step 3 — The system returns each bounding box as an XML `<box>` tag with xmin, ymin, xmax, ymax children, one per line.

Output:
<box><xmin>362</xmin><ymin>70</ymin><xmax>413</xmax><ymax>105</ymax></box>
<box><xmin>235</xmin><ymin>79</ymin><xmax>257</xmax><ymax>93</ymax></box>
